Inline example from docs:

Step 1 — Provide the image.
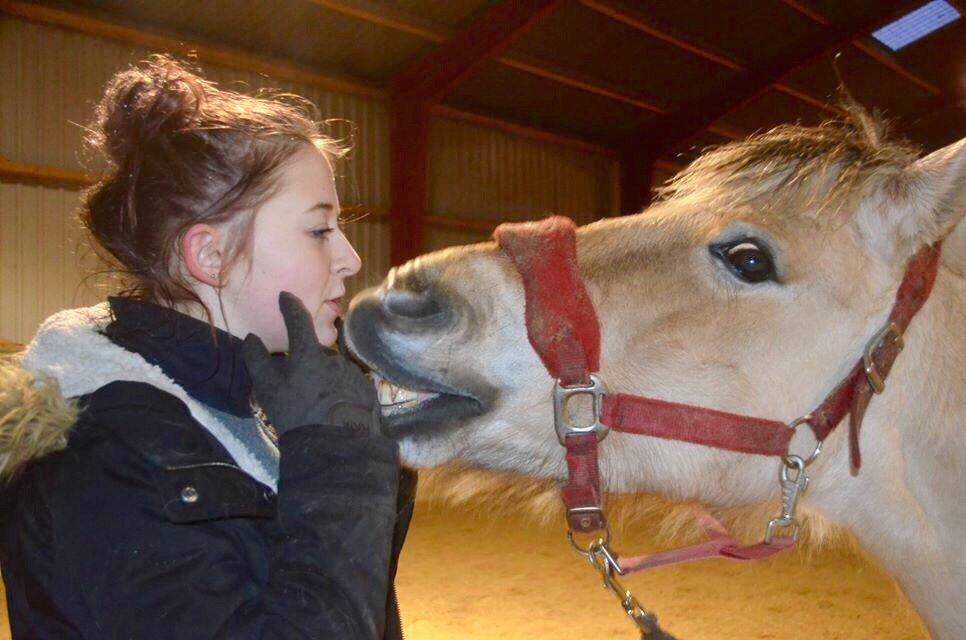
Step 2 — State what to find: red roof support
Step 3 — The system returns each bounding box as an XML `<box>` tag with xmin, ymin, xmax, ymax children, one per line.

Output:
<box><xmin>389</xmin><ymin>100</ymin><xmax>431</xmax><ymax>266</ymax></box>
<box><xmin>388</xmin><ymin>0</ymin><xmax>565</xmax><ymax>264</ymax></box>
<box><xmin>623</xmin><ymin>0</ymin><xmax>923</xmax><ymax>164</ymax></box>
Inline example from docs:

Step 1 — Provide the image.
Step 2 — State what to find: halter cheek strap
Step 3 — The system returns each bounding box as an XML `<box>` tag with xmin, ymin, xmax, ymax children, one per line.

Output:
<box><xmin>497</xmin><ymin>217</ymin><xmax>605</xmax><ymax>532</ymax></box>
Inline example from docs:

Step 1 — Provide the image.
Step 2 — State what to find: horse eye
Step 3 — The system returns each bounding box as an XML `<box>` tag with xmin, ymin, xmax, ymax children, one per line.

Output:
<box><xmin>710</xmin><ymin>240</ymin><xmax>777</xmax><ymax>284</ymax></box>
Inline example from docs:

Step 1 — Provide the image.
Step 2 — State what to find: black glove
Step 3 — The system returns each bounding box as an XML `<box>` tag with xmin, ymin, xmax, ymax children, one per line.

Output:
<box><xmin>242</xmin><ymin>291</ymin><xmax>383</xmax><ymax>437</ymax></box>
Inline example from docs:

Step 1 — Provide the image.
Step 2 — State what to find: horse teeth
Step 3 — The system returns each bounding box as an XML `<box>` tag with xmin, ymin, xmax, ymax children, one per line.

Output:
<box><xmin>378</xmin><ymin>380</ymin><xmax>394</xmax><ymax>405</ymax></box>
<box><xmin>371</xmin><ymin>375</ymin><xmax>441</xmax><ymax>412</ymax></box>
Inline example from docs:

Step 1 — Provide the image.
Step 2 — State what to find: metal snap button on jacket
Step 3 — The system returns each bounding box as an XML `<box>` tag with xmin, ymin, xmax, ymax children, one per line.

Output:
<box><xmin>180</xmin><ymin>486</ymin><xmax>200</xmax><ymax>504</ymax></box>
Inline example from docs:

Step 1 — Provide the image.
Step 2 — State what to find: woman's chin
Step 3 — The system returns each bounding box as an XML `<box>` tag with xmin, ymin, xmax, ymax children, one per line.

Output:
<box><xmin>315</xmin><ymin>322</ymin><xmax>338</xmax><ymax>348</ymax></box>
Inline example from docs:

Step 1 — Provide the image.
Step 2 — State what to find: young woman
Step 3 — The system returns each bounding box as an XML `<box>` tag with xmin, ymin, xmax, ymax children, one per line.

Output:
<box><xmin>0</xmin><ymin>56</ymin><xmax>414</xmax><ymax>639</ymax></box>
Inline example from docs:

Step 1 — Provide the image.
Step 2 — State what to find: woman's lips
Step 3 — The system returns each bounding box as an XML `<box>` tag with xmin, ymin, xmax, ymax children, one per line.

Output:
<box><xmin>325</xmin><ymin>298</ymin><xmax>343</xmax><ymax>315</ymax></box>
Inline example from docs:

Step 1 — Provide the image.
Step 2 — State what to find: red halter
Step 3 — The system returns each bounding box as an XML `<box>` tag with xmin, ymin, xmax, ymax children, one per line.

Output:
<box><xmin>494</xmin><ymin>215</ymin><xmax>941</xmax><ymax>571</ymax></box>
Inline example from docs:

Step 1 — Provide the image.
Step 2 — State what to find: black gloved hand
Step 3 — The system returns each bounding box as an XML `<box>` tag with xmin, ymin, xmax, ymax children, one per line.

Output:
<box><xmin>243</xmin><ymin>291</ymin><xmax>382</xmax><ymax>437</ymax></box>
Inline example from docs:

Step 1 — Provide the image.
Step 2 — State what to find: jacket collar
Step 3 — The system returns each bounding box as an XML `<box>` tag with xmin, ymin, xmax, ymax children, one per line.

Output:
<box><xmin>103</xmin><ymin>297</ymin><xmax>253</xmax><ymax>417</ymax></box>
<box><xmin>19</xmin><ymin>303</ymin><xmax>276</xmax><ymax>490</ymax></box>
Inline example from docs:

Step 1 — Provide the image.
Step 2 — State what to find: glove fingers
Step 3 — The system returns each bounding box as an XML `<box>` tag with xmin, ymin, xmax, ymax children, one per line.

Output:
<box><xmin>278</xmin><ymin>291</ymin><xmax>319</xmax><ymax>357</ymax></box>
<box><xmin>335</xmin><ymin>317</ymin><xmax>351</xmax><ymax>356</ymax></box>
<box><xmin>242</xmin><ymin>333</ymin><xmax>275</xmax><ymax>382</ymax></box>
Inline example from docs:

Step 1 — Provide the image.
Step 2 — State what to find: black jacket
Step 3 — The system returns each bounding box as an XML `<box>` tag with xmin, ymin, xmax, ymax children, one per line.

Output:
<box><xmin>0</xmin><ymin>298</ymin><xmax>415</xmax><ymax>639</ymax></box>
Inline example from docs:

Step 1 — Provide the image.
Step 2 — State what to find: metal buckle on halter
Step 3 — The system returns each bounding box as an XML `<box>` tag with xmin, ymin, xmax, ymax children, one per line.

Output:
<box><xmin>553</xmin><ymin>373</ymin><xmax>609</xmax><ymax>445</ymax></box>
<box><xmin>863</xmin><ymin>322</ymin><xmax>903</xmax><ymax>394</ymax></box>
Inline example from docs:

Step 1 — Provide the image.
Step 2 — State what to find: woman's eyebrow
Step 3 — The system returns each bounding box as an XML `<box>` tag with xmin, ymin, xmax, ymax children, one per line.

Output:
<box><xmin>302</xmin><ymin>202</ymin><xmax>335</xmax><ymax>214</ymax></box>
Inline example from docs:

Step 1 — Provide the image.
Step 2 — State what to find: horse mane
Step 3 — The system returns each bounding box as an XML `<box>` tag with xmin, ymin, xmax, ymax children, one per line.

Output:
<box><xmin>656</xmin><ymin>101</ymin><xmax>921</xmax><ymax>213</ymax></box>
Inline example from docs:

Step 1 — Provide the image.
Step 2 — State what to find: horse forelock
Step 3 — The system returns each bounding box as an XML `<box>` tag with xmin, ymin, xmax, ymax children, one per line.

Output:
<box><xmin>655</xmin><ymin>103</ymin><xmax>921</xmax><ymax>218</ymax></box>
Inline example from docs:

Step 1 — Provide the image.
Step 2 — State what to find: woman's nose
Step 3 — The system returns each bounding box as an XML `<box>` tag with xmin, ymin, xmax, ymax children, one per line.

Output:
<box><xmin>333</xmin><ymin>231</ymin><xmax>362</xmax><ymax>277</ymax></box>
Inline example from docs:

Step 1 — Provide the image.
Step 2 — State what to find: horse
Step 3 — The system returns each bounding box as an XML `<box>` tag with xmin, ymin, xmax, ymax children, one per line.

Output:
<box><xmin>344</xmin><ymin>109</ymin><xmax>965</xmax><ymax>639</ymax></box>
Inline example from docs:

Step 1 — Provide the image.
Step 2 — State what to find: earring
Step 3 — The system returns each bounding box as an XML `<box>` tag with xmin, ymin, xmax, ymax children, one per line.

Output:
<box><xmin>208</xmin><ymin>272</ymin><xmax>217</xmax><ymax>280</ymax></box>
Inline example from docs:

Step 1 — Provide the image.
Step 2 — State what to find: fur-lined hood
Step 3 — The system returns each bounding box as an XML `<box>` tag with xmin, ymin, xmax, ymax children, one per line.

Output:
<box><xmin>0</xmin><ymin>304</ymin><xmax>275</xmax><ymax>489</ymax></box>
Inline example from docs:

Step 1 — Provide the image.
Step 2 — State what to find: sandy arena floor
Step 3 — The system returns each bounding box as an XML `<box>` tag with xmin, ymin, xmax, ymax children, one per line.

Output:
<box><xmin>394</xmin><ymin>499</ymin><xmax>929</xmax><ymax>640</ymax></box>
<box><xmin>0</xmin><ymin>498</ymin><xmax>930</xmax><ymax>639</ymax></box>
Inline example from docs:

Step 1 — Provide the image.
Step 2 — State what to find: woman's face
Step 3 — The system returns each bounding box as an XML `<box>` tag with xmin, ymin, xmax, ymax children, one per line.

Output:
<box><xmin>220</xmin><ymin>145</ymin><xmax>361</xmax><ymax>351</ymax></box>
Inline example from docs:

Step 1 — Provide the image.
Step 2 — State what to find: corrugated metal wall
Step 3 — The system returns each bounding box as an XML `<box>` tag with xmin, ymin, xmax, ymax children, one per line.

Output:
<box><xmin>0</xmin><ymin>15</ymin><xmax>618</xmax><ymax>343</ymax></box>
<box><xmin>0</xmin><ymin>182</ymin><xmax>104</xmax><ymax>342</ymax></box>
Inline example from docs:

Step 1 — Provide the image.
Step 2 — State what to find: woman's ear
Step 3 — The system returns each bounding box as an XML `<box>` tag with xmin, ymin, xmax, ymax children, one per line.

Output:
<box><xmin>181</xmin><ymin>224</ymin><xmax>224</xmax><ymax>286</ymax></box>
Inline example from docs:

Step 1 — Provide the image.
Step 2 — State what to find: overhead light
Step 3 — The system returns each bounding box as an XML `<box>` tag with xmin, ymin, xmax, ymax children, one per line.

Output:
<box><xmin>871</xmin><ymin>0</ymin><xmax>960</xmax><ymax>51</ymax></box>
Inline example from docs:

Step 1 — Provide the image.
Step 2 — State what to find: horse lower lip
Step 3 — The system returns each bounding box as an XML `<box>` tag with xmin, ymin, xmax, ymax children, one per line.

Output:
<box><xmin>380</xmin><ymin>393</ymin><xmax>484</xmax><ymax>440</ymax></box>
<box><xmin>362</xmin><ymin>364</ymin><xmax>487</xmax><ymax>439</ymax></box>
<box><xmin>368</xmin><ymin>372</ymin><xmax>482</xmax><ymax>435</ymax></box>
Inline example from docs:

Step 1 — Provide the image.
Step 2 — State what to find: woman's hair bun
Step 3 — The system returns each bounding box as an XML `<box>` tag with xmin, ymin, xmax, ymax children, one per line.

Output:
<box><xmin>90</xmin><ymin>55</ymin><xmax>207</xmax><ymax>167</ymax></box>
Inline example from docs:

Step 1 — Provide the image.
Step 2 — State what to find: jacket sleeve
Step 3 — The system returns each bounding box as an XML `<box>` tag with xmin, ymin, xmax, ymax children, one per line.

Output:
<box><xmin>53</xmin><ymin>422</ymin><xmax>401</xmax><ymax>640</ymax></box>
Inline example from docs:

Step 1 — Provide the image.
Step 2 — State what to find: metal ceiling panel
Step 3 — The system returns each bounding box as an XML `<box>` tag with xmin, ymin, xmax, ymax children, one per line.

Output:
<box><xmin>507</xmin><ymin>1</ymin><xmax>738</xmax><ymax>109</ymax></box>
<box><xmin>783</xmin><ymin>45</ymin><xmax>935</xmax><ymax>119</ymax></box>
<box><xmin>612</xmin><ymin>0</ymin><xmax>828</xmax><ymax>67</ymax></box>
<box><xmin>891</xmin><ymin>19</ymin><xmax>965</xmax><ymax>94</ymax></box>
<box><xmin>446</xmin><ymin>61</ymin><xmax>657</xmax><ymax>146</ymax></box>
<box><xmin>387</xmin><ymin>0</ymin><xmax>499</xmax><ymax>29</ymax></box>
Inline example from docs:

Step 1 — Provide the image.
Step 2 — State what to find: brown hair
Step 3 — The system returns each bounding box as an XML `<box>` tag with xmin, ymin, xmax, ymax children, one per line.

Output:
<box><xmin>81</xmin><ymin>55</ymin><xmax>345</xmax><ymax>317</ymax></box>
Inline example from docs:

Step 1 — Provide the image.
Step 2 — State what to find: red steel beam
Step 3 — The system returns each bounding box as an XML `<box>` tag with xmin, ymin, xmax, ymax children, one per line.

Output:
<box><xmin>625</xmin><ymin>0</ymin><xmax>924</xmax><ymax>162</ymax></box>
<box><xmin>390</xmin><ymin>0</ymin><xmax>564</xmax><ymax>104</ymax></box>
<box><xmin>388</xmin><ymin>0</ymin><xmax>564</xmax><ymax>264</ymax></box>
<box><xmin>388</xmin><ymin>100</ymin><xmax>431</xmax><ymax>266</ymax></box>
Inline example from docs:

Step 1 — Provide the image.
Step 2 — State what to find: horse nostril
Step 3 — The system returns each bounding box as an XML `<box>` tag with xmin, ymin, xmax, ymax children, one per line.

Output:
<box><xmin>382</xmin><ymin>288</ymin><xmax>443</xmax><ymax>319</ymax></box>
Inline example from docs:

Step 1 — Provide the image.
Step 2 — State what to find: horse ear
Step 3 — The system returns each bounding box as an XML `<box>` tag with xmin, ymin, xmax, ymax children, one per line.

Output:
<box><xmin>855</xmin><ymin>138</ymin><xmax>965</xmax><ymax>261</ymax></box>
<box><xmin>898</xmin><ymin>138</ymin><xmax>966</xmax><ymax>251</ymax></box>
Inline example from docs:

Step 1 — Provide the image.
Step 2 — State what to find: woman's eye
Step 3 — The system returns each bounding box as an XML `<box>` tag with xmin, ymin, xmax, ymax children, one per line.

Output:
<box><xmin>710</xmin><ymin>240</ymin><xmax>777</xmax><ymax>284</ymax></box>
<box><xmin>310</xmin><ymin>227</ymin><xmax>333</xmax><ymax>240</ymax></box>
